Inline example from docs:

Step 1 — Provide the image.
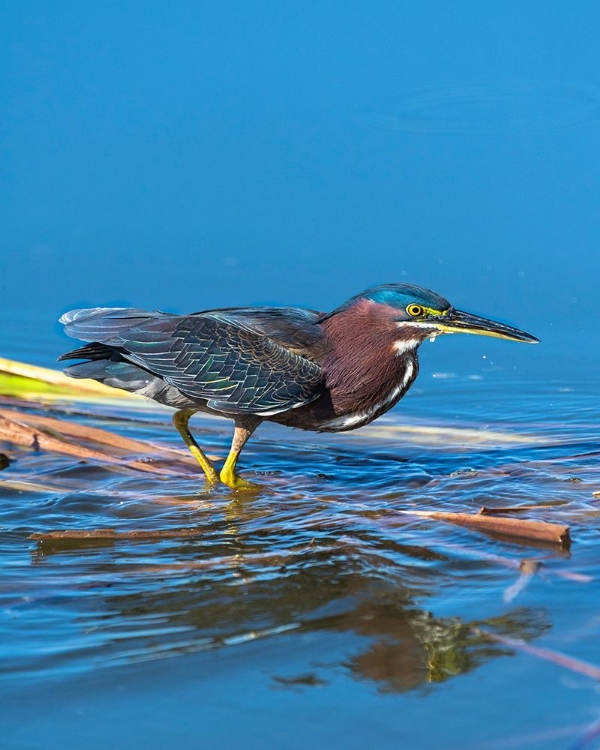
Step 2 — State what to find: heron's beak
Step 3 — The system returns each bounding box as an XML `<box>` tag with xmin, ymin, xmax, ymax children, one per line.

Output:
<box><xmin>432</xmin><ymin>309</ymin><xmax>539</xmax><ymax>343</ymax></box>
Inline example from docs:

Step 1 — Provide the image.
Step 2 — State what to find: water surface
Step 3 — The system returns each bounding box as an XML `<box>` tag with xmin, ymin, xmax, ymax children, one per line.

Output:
<box><xmin>1</xmin><ymin>352</ymin><xmax>599</xmax><ymax>749</ymax></box>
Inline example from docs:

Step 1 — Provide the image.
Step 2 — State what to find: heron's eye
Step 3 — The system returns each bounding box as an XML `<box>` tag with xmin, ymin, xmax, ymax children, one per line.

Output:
<box><xmin>407</xmin><ymin>304</ymin><xmax>425</xmax><ymax>317</ymax></box>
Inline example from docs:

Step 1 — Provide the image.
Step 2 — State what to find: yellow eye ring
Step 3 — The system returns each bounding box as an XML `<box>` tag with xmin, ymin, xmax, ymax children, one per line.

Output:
<box><xmin>407</xmin><ymin>304</ymin><xmax>424</xmax><ymax>317</ymax></box>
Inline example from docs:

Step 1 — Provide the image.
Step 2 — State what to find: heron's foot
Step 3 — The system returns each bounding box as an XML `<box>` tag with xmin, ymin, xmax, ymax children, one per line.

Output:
<box><xmin>188</xmin><ymin>446</ymin><xmax>220</xmax><ymax>484</ymax></box>
<box><xmin>173</xmin><ymin>411</ymin><xmax>221</xmax><ymax>485</ymax></box>
<box><xmin>219</xmin><ymin>467</ymin><xmax>261</xmax><ymax>492</ymax></box>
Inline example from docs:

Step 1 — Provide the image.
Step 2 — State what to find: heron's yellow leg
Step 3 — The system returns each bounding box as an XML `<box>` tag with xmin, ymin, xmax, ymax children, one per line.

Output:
<box><xmin>220</xmin><ymin>419</ymin><xmax>261</xmax><ymax>491</ymax></box>
<box><xmin>172</xmin><ymin>410</ymin><xmax>219</xmax><ymax>484</ymax></box>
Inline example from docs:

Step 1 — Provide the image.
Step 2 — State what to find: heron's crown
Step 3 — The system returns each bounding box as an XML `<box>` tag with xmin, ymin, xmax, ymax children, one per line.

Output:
<box><xmin>356</xmin><ymin>283</ymin><xmax>451</xmax><ymax>314</ymax></box>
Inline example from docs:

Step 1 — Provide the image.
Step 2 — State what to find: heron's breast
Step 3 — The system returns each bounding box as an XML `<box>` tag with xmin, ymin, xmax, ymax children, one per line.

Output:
<box><xmin>319</xmin><ymin>357</ymin><xmax>418</xmax><ymax>432</ymax></box>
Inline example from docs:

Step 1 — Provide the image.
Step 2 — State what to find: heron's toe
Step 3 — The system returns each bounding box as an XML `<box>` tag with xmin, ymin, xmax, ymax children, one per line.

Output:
<box><xmin>219</xmin><ymin>468</ymin><xmax>261</xmax><ymax>492</ymax></box>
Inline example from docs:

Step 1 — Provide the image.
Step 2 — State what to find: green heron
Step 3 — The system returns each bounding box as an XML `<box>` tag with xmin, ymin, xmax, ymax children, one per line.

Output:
<box><xmin>59</xmin><ymin>284</ymin><xmax>538</xmax><ymax>490</ymax></box>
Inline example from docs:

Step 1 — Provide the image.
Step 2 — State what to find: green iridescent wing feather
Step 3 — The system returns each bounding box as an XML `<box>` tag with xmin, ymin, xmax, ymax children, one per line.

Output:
<box><xmin>60</xmin><ymin>308</ymin><xmax>324</xmax><ymax>415</ymax></box>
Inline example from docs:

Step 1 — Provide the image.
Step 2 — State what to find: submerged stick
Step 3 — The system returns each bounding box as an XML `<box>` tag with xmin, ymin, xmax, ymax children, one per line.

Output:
<box><xmin>473</xmin><ymin>628</ymin><xmax>600</xmax><ymax>681</ymax></box>
<box><xmin>29</xmin><ymin>527</ymin><xmax>204</xmax><ymax>541</ymax></box>
<box><xmin>436</xmin><ymin>540</ymin><xmax>592</xmax><ymax>583</ymax></box>
<box><xmin>403</xmin><ymin>509</ymin><xmax>570</xmax><ymax>546</ymax></box>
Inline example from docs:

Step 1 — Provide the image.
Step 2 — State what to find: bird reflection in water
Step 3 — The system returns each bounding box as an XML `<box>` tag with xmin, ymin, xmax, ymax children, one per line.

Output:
<box><xmin>31</xmin><ymin>535</ymin><xmax>549</xmax><ymax>694</ymax></box>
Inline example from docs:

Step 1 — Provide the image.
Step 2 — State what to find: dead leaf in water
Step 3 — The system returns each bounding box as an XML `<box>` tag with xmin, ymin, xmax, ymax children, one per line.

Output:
<box><xmin>401</xmin><ymin>509</ymin><xmax>571</xmax><ymax>547</ymax></box>
<box><xmin>0</xmin><ymin>407</ymin><xmax>222</xmax><ymax>478</ymax></box>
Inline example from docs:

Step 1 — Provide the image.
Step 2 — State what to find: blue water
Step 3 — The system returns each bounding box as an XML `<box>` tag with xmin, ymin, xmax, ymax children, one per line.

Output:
<box><xmin>2</xmin><ymin>2</ymin><xmax>600</xmax><ymax>748</ymax></box>
<box><xmin>1</xmin><ymin>366</ymin><xmax>600</xmax><ymax>749</ymax></box>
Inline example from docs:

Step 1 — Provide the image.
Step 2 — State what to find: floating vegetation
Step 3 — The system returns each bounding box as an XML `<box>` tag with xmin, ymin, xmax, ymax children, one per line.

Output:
<box><xmin>0</xmin><ymin>356</ymin><xmax>138</xmax><ymax>401</ymax></box>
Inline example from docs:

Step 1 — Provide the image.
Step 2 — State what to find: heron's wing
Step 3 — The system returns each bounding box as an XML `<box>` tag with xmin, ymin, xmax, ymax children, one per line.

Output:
<box><xmin>203</xmin><ymin>307</ymin><xmax>325</xmax><ymax>355</ymax></box>
<box><xmin>60</xmin><ymin>308</ymin><xmax>324</xmax><ymax>415</ymax></box>
<box><xmin>60</xmin><ymin>308</ymin><xmax>174</xmax><ymax>341</ymax></box>
<box><xmin>61</xmin><ymin>306</ymin><xmax>326</xmax><ymax>352</ymax></box>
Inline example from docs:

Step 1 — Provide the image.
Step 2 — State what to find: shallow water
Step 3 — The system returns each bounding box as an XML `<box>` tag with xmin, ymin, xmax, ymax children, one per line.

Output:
<box><xmin>1</xmin><ymin>351</ymin><xmax>599</xmax><ymax>750</ymax></box>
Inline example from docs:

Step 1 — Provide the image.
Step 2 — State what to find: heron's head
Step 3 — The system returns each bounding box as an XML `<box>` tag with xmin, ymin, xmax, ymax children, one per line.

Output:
<box><xmin>343</xmin><ymin>283</ymin><xmax>539</xmax><ymax>345</ymax></box>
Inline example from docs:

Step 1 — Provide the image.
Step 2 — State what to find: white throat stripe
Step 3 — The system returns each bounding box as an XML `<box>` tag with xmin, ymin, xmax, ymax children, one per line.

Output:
<box><xmin>393</xmin><ymin>339</ymin><xmax>419</xmax><ymax>355</ymax></box>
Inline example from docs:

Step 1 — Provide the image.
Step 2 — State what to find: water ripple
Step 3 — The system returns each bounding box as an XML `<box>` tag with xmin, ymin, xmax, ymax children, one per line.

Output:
<box><xmin>362</xmin><ymin>81</ymin><xmax>600</xmax><ymax>134</ymax></box>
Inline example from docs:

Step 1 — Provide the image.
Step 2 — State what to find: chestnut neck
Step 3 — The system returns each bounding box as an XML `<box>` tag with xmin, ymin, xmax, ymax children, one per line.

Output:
<box><xmin>318</xmin><ymin>298</ymin><xmax>420</xmax><ymax>414</ymax></box>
